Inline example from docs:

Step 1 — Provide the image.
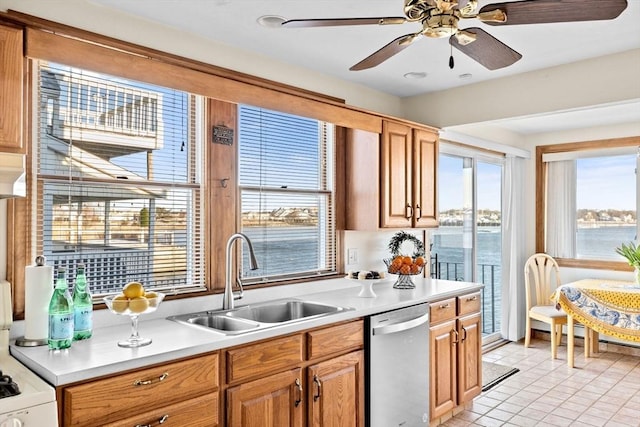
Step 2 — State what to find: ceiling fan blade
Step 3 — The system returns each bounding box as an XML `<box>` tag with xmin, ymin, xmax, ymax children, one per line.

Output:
<box><xmin>450</xmin><ymin>28</ymin><xmax>522</xmax><ymax>70</ymax></box>
<box><xmin>282</xmin><ymin>17</ymin><xmax>407</xmax><ymax>28</ymax></box>
<box><xmin>479</xmin><ymin>0</ymin><xmax>628</xmax><ymax>26</ymax></box>
<box><xmin>350</xmin><ymin>33</ymin><xmax>419</xmax><ymax>71</ymax></box>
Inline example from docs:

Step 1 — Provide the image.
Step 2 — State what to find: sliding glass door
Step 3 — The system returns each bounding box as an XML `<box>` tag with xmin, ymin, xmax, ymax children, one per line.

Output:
<box><xmin>431</xmin><ymin>146</ymin><xmax>504</xmax><ymax>342</ymax></box>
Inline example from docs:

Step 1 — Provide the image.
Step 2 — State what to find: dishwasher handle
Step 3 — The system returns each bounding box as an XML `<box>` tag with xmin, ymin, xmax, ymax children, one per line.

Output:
<box><xmin>372</xmin><ymin>312</ymin><xmax>429</xmax><ymax>336</ymax></box>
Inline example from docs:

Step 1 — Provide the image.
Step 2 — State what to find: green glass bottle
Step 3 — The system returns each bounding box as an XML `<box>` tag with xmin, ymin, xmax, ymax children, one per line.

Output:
<box><xmin>72</xmin><ymin>263</ymin><xmax>93</xmax><ymax>340</ymax></box>
<box><xmin>48</xmin><ymin>267</ymin><xmax>74</xmax><ymax>350</ymax></box>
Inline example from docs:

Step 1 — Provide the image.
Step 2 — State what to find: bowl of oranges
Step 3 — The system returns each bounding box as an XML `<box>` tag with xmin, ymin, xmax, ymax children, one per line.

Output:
<box><xmin>384</xmin><ymin>232</ymin><xmax>426</xmax><ymax>289</ymax></box>
<box><xmin>103</xmin><ymin>282</ymin><xmax>165</xmax><ymax>348</ymax></box>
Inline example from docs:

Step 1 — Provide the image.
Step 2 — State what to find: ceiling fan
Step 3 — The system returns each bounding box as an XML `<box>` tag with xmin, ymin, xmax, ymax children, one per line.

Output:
<box><xmin>281</xmin><ymin>0</ymin><xmax>628</xmax><ymax>71</ymax></box>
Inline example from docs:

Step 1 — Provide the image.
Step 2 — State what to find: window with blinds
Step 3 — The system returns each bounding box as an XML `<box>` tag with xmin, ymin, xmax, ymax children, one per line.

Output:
<box><xmin>238</xmin><ymin>105</ymin><xmax>336</xmax><ymax>282</ymax></box>
<box><xmin>35</xmin><ymin>61</ymin><xmax>205</xmax><ymax>297</ymax></box>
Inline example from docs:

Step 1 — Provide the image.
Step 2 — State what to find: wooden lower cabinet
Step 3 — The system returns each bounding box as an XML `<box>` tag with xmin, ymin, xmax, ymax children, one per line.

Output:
<box><xmin>308</xmin><ymin>351</ymin><xmax>364</xmax><ymax>427</ymax></box>
<box><xmin>430</xmin><ymin>319</ymin><xmax>457</xmax><ymax>417</ymax></box>
<box><xmin>102</xmin><ymin>393</ymin><xmax>218</xmax><ymax>427</ymax></box>
<box><xmin>227</xmin><ymin>368</ymin><xmax>304</xmax><ymax>427</ymax></box>
<box><xmin>224</xmin><ymin>320</ymin><xmax>365</xmax><ymax>427</ymax></box>
<box><xmin>429</xmin><ymin>293</ymin><xmax>482</xmax><ymax>424</ymax></box>
<box><xmin>60</xmin><ymin>352</ymin><xmax>219</xmax><ymax>426</ymax></box>
<box><xmin>458</xmin><ymin>313</ymin><xmax>482</xmax><ymax>404</ymax></box>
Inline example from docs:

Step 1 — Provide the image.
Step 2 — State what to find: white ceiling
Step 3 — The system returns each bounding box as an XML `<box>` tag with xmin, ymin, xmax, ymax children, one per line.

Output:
<box><xmin>85</xmin><ymin>0</ymin><xmax>640</xmax><ymax>134</ymax></box>
<box><xmin>87</xmin><ymin>0</ymin><xmax>640</xmax><ymax>98</ymax></box>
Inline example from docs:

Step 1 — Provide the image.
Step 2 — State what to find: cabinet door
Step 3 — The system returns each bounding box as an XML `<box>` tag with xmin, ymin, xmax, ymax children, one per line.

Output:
<box><xmin>413</xmin><ymin>128</ymin><xmax>438</xmax><ymax>227</ymax></box>
<box><xmin>0</xmin><ymin>24</ymin><xmax>23</xmax><ymax>152</ymax></box>
<box><xmin>227</xmin><ymin>368</ymin><xmax>304</xmax><ymax>427</ymax></box>
<box><xmin>458</xmin><ymin>313</ymin><xmax>482</xmax><ymax>404</ymax></box>
<box><xmin>380</xmin><ymin>120</ymin><xmax>413</xmax><ymax>228</ymax></box>
<box><xmin>308</xmin><ymin>350</ymin><xmax>364</xmax><ymax>427</ymax></box>
<box><xmin>429</xmin><ymin>320</ymin><xmax>457</xmax><ymax>419</ymax></box>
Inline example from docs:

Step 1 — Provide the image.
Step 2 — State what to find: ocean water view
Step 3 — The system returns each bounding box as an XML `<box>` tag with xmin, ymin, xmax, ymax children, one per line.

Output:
<box><xmin>431</xmin><ymin>224</ymin><xmax>637</xmax><ymax>335</ymax></box>
<box><xmin>239</xmin><ymin>224</ymin><xmax>637</xmax><ymax>335</ymax></box>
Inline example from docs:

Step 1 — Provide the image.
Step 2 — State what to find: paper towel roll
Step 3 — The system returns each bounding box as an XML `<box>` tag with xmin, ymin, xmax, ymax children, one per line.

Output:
<box><xmin>24</xmin><ymin>259</ymin><xmax>54</xmax><ymax>341</ymax></box>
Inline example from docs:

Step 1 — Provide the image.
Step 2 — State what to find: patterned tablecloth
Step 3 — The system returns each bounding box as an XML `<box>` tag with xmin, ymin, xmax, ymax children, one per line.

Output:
<box><xmin>554</xmin><ymin>279</ymin><xmax>640</xmax><ymax>343</ymax></box>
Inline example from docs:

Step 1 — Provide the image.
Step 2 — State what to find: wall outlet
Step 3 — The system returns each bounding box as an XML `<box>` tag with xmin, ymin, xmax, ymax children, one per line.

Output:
<box><xmin>347</xmin><ymin>248</ymin><xmax>358</xmax><ymax>265</ymax></box>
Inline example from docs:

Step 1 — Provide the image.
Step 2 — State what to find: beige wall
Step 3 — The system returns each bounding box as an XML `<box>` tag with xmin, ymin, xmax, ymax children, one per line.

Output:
<box><xmin>403</xmin><ymin>49</ymin><xmax>640</xmax><ymax>129</ymax></box>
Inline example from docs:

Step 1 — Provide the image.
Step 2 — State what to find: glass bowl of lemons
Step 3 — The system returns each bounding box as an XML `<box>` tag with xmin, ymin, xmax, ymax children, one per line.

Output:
<box><xmin>103</xmin><ymin>282</ymin><xmax>165</xmax><ymax>348</ymax></box>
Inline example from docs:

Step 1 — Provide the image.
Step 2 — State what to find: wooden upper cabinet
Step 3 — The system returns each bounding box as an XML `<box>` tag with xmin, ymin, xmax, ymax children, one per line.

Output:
<box><xmin>344</xmin><ymin>120</ymin><xmax>439</xmax><ymax>230</ymax></box>
<box><xmin>380</xmin><ymin>120</ymin><xmax>439</xmax><ymax>229</ymax></box>
<box><xmin>0</xmin><ymin>24</ymin><xmax>24</xmax><ymax>153</ymax></box>
<box><xmin>413</xmin><ymin>128</ymin><xmax>438</xmax><ymax>227</ymax></box>
<box><xmin>380</xmin><ymin>120</ymin><xmax>413</xmax><ymax>228</ymax></box>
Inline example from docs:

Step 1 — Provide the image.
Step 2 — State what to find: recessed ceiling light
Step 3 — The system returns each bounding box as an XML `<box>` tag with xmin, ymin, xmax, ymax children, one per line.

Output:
<box><xmin>459</xmin><ymin>73</ymin><xmax>473</xmax><ymax>80</ymax></box>
<box><xmin>403</xmin><ymin>72</ymin><xmax>427</xmax><ymax>79</ymax></box>
<box><xmin>257</xmin><ymin>15</ymin><xmax>287</xmax><ymax>28</ymax></box>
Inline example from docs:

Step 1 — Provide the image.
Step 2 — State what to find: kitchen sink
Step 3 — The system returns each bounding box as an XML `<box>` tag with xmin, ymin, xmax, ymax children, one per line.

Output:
<box><xmin>168</xmin><ymin>298</ymin><xmax>352</xmax><ymax>335</ymax></box>
<box><xmin>186</xmin><ymin>314</ymin><xmax>260</xmax><ymax>333</ymax></box>
<box><xmin>228</xmin><ymin>300</ymin><xmax>343</xmax><ymax>323</ymax></box>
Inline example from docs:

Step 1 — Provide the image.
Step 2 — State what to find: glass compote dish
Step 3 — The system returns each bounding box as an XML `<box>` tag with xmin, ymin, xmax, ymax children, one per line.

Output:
<box><xmin>103</xmin><ymin>292</ymin><xmax>165</xmax><ymax>348</ymax></box>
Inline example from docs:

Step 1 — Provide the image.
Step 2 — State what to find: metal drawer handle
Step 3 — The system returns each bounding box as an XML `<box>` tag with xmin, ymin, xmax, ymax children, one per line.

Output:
<box><xmin>133</xmin><ymin>372</ymin><xmax>169</xmax><ymax>386</ymax></box>
<box><xmin>135</xmin><ymin>414</ymin><xmax>169</xmax><ymax>427</ymax></box>
<box><xmin>294</xmin><ymin>378</ymin><xmax>303</xmax><ymax>407</ymax></box>
<box><xmin>313</xmin><ymin>375</ymin><xmax>322</xmax><ymax>401</ymax></box>
<box><xmin>451</xmin><ymin>329</ymin><xmax>459</xmax><ymax>345</ymax></box>
<box><xmin>466</xmin><ymin>296</ymin><xmax>478</xmax><ymax>301</ymax></box>
<box><xmin>415</xmin><ymin>204</ymin><xmax>422</xmax><ymax>221</ymax></box>
<box><xmin>439</xmin><ymin>303</ymin><xmax>451</xmax><ymax>309</ymax></box>
<box><xmin>461</xmin><ymin>327</ymin><xmax>468</xmax><ymax>343</ymax></box>
<box><xmin>406</xmin><ymin>204</ymin><xmax>413</xmax><ymax>219</ymax></box>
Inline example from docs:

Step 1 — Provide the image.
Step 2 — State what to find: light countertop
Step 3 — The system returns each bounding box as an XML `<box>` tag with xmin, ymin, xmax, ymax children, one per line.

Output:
<box><xmin>10</xmin><ymin>277</ymin><xmax>482</xmax><ymax>386</ymax></box>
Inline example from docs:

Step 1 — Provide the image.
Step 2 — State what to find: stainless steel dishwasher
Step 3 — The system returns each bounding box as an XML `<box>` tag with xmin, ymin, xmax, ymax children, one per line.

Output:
<box><xmin>367</xmin><ymin>302</ymin><xmax>430</xmax><ymax>427</ymax></box>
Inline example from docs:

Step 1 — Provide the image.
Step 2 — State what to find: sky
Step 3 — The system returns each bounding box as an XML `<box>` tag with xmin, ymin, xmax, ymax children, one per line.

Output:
<box><xmin>438</xmin><ymin>155</ymin><xmax>502</xmax><ymax>212</ymax></box>
<box><xmin>577</xmin><ymin>155</ymin><xmax>636</xmax><ymax>211</ymax></box>
<box><xmin>439</xmin><ymin>153</ymin><xmax>637</xmax><ymax>213</ymax></box>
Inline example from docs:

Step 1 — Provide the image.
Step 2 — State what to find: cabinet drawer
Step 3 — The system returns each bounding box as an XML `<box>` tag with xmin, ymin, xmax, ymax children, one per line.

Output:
<box><xmin>63</xmin><ymin>353</ymin><xmax>218</xmax><ymax>427</ymax></box>
<box><xmin>458</xmin><ymin>292</ymin><xmax>481</xmax><ymax>316</ymax></box>
<box><xmin>307</xmin><ymin>320</ymin><xmax>364</xmax><ymax>360</ymax></box>
<box><xmin>226</xmin><ymin>334</ymin><xmax>304</xmax><ymax>383</ymax></box>
<box><xmin>103</xmin><ymin>393</ymin><xmax>218</xmax><ymax>427</ymax></box>
<box><xmin>430</xmin><ymin>298</ymin><xmax>456</xmax><ymax>324</ymax></box>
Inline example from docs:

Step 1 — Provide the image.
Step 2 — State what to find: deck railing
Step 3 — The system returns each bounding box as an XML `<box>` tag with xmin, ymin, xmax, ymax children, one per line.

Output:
<box><xmin>431</xmin><ymin>255</ymin><xmax>501</xmax><ymax>336</ymax></box>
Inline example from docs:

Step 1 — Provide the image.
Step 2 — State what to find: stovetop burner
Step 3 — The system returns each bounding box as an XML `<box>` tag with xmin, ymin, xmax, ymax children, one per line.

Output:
<box><xmin>0</xmin><ymin>369</ymin><xmax>21</xmax><ymax>398</ymax></box>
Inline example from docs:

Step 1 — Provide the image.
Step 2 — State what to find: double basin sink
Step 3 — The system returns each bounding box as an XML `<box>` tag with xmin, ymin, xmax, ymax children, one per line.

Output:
<box><xmin>168</xmin><ymin>298</ymin><xmax>353</xmax><ymax>335</ymax></box>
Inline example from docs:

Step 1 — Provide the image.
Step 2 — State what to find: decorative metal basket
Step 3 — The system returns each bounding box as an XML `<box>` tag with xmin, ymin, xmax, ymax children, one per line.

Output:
<box><xmin>383</xmin><ymin>258</ymin><xmax>424</xmax><ymax>289</ymax></box>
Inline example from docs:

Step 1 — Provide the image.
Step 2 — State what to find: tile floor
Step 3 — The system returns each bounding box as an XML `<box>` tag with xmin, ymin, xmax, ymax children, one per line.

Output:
<box><xmin>443</xmin><ymin>338</ymin><xmax>640</xmax><ymax>427</ymax></box>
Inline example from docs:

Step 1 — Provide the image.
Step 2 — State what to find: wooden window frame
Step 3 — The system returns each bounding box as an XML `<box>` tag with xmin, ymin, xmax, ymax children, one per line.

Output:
<box><xmin>535</xmin><ymin>136</ymin><xmax>640</xmax><ymax>271</ymax></box>
<box><xmin>2</xmin><ymin>12</ymin><xmax>358</xmax><ymax>318</ymax></box>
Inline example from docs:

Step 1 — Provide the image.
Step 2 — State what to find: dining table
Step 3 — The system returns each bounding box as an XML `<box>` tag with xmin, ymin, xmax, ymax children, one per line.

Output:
<box><xmin>553</xmin><ymin>278</ymin><xmax>640</xmax><ymax>368</ymax></box>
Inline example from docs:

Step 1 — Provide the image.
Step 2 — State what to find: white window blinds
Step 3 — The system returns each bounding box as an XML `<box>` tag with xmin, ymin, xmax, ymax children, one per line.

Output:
<box><xmin>35</xmin><ymin>62</ymin><xmax>205</xmax><ymax>296</ymax></box>
<box><xmin>238</xmin><ymin>105</ymin><xmax>336</xmax><ymax>282</ymax></box>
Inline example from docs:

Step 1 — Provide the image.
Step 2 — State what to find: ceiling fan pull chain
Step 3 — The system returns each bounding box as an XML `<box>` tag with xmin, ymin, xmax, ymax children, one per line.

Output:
<box><xmin>449</xmin><ymin>43</ymin><xmax>455</xmax><ymax>69</ymax></box>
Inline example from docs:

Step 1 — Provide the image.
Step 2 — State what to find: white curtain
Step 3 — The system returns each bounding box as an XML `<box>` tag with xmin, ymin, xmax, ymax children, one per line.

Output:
<box><xmin>546</xmin><ymin>160</ymin><xmax>577</xmax><ymax>258</ymax></box>
<box><xmin>501</xmin><ymin>155</ymin><xmax>527</xmax><ymax>341</ymax></box>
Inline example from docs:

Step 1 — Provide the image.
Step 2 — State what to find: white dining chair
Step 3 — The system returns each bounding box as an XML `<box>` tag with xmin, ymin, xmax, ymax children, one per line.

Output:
<box><xmin>524</xmin><ymin>253</ymin><xmax>568</xmax><ymax>359</ymax></box>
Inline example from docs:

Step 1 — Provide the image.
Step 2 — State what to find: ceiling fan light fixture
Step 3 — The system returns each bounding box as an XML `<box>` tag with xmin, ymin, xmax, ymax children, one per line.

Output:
<box><xmin>257</xmin><ymin>15</ymin><xmax>287</xmax><ymax>28</ymax></box>
<box><xmin>423</xmin><ymin>13</ymin><xmax>459</xmax><ymax>38</ymax></box>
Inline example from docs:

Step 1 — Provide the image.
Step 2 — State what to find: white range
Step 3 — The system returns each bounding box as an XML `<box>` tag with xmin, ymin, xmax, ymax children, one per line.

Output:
<box><xmin>0</xmin><ymin>280</ymin><xmax>58</xmax><ymax>427</ymax></box>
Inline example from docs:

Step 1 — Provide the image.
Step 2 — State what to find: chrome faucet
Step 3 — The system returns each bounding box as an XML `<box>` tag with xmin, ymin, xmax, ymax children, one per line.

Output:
<box><xmin>223</xmin><ymin>233</ymin><xmax>259</xmax><ymax>310</ymax></box>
